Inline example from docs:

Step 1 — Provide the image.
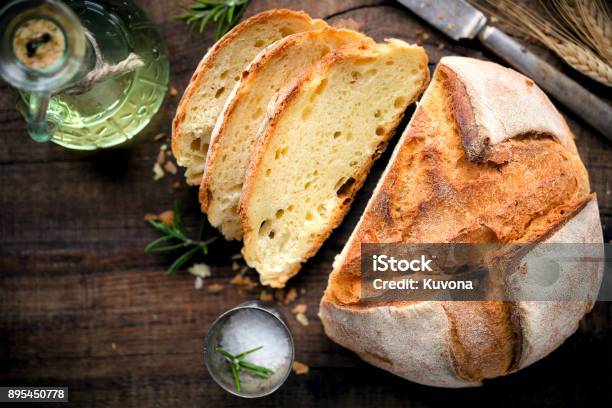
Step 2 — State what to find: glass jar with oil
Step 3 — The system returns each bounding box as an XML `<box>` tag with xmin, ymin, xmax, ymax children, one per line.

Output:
<box><xmin>0</xmin><ymin>0</ymin><xmax>169</xmax><ymax>149</ymax></box>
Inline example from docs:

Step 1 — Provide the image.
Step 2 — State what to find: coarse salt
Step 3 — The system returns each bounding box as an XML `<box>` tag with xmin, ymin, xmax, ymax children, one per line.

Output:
<box><xmin>219</xmin><ymin>309</ymin><xmax>290</xmax><ymax>371</ymax></box>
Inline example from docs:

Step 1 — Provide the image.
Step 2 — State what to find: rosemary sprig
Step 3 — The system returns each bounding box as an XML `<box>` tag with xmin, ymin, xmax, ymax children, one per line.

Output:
<box><xmin>145</xmin><ymin>203</ymin><xmax>217</xmax><ymax>275</ymax></box>
<box><xmin>215</xmin><ymin>346</ymin><xmax>274</xmax><ymax>391</ymax></box>
<box><xmin>176</xmin><ymin>0</ymin><xmax>250</xmax><ymax>40</ymax></box>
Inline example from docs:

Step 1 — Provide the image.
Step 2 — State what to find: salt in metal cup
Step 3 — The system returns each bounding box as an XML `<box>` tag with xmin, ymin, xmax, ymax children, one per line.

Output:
<box><xmin>204</xmin><ymin>301</ymin><xmax>295</xmax><ymax>398</ymax></box>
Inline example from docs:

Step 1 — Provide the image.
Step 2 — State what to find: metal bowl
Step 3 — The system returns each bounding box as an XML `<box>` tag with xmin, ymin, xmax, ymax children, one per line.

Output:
<box><xmin>204</xmin><ymin>301</ymin><xmax>294</xmax><ymax>398</ymax></box>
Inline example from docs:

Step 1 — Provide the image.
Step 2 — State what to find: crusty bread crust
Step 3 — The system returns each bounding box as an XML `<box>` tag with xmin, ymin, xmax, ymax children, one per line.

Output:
<box><xmin>319</xmin><ymin>300</ymin><xmax>475</xmax><ymax>388</ymax></box>
<box><xmin>239</xmin><ymin>40</ymin><xmax>429</xmax><ymax>287</ymax></box>
<box><xmin>320</xmin><ymin>57</ymin><xmax>602</xmax><ymax>387</ymax></box>
<box><xmin>320</xmin><ymin>197</ymin><xmax>602</xmax><ymax>388</ymax></box>
<box><xmin>511</xmin><ymin>198</ymin><xmax>603</xmax><ymax>369</ymax></box>
<box><xmin>199</xmin><ymin>27</ymin><xmax>370</xmax><ymax>240</ymax></box>
<box><xmin>439</xmin><ymin>57</ymin><xmax>574</xmax><ymax>161</ymax></box>
<box><xmin>172</xmin><ymin>9</ymin><xmax>326</xmax><ymax>184</ymax></box>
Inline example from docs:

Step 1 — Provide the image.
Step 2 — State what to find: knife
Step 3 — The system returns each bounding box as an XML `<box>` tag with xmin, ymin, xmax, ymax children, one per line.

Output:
<box><xmin>396</xmin><ymin>0</ymin><xmax>612</xmax><ymax>141</ymax></box>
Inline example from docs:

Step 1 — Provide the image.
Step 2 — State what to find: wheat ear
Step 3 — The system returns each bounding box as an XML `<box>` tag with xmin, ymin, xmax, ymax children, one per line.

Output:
<box><xmin>479</xmin><ymin>0</ymin><xmax>612</xmax><ymax>86</ymax></box>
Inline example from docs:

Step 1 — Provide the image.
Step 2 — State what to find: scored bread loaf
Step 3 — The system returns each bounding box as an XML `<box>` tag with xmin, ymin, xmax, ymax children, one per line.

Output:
<box><xmin>319</xmin><ymin>57</ymin><xmax>603</xmax><ymax>387</ymax></box>
<box><xmin>172</xmin><ymin>9</ymin><xmax>326</xmax><ymax>185</ymax></box>
<box><xmin>239</xmin><ymin>39</ymin><xmax>429</xmax><ymax>287</ymax></box>
<box><xmin>200</xmin><ymin>27</ymin><xmax>372</xmax><ymax>240</ymax></box>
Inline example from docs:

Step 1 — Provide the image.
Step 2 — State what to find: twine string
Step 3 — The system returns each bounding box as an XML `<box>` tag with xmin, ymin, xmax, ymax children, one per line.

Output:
<box><xmin>59</xmin><ymin>29</ymin><xmax>144</xmax><ymax>95</ymax></box>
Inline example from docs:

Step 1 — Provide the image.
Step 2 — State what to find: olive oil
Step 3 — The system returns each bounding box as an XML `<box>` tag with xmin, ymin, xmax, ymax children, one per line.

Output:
<box><xmin>1</xmin><ymin>0</ymin><xmax>169</xmax><ymax>149</ymax></box>
<box><xmin>47</xmin><ymin>0</ymin><xmax>169</xmax><ymax>149</ymax></box>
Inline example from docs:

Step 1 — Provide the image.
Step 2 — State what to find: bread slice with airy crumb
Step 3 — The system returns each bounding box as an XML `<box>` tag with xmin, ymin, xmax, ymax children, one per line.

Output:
<box><xmin>172</xmin><ymin>9</ymin><xmax>327</xmax><ymax>185</ymax></box>
<box><xmin>200</xmin><ymin>27</ymin><xmax>372</xmax><ymax>240</ymax></box>
<box><xmin>239</xmin><ymin>39</ymin><xmax>429</xmax><ymax>287</ymax></box>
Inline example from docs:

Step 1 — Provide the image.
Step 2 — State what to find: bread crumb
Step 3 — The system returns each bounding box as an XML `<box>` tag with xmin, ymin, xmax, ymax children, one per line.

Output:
<box><xmin>144</xmin><ymin>213</ymin><xmax>157</xmax><ymax>221</ymax></box>
<box><xmin>260</xmin><ymin>290</ymin><xmax>273</xmax><ymax>302</ymax></box>
<box><xmin>230</xmin><ymin>274</ymin><xmax>257</xmax><ymax>290</ymax></box>
<box><xmin>158</xmin><ymin>210</ymin><xmax>174</xmax><ymax>226</ymax></box>
<box><xmin>145</xmin><ymin>210</ymin><xmax>174</xmax><ymax>225</ymax></box>
<box><xmin>447</xmin><ymin>23</ymin><xmax>454</xmax><ymax>29</ymax></box>
<box><xmin>291</xmin><ymin>304</ymin><xmax>307</xmax><ymax>314</ymax></box>
<box><xmin>157</xmin><ymin>149</ymin><xmax>166</xmax><ymax>164</ymax></box>
<box><xmin>300</xmin><ymin>288</ymin><xmax>306</xmax><ymax>294</ymax></box>
<box><xmin>207</xmin><ymin>283</ymin><xmax>224</xmax><ymax>293</ymax></box>
<box><xmin>284</xmin><ymin>288</ymin><xmax>297</xmax><ymax>304</ymax></box>
<box><xmin>436</xmin><ymin>42</ymin><xmax>445</xmax><ymax>49</ymax></box>
<box><xmin>172</xmin><ymin>181</ymin><xmax>181</xmax><ymax>190</ymax></box>
<box><xmin>272</xmin><ymin>287</ymin><xmax>298</xmax><ymax>304</ymax></box>
<box><xmin>169</xmin><ymin>85</ymin><xmax>178</xmax><ymax>97</ymax></box>
<box><xmin>153</xmin><ymin>162</ymin><xmax>164</xmax><ymax>180</ymax></box>
<box><xmin>111</xmin><ymin>342</ymin><xmax>117</xmax><ymax>350</ymax></box>
<box><xmin>231</xmin><ymin>253</ymin><xmax>243</xmax><ymax>260</ymax></box>
<box><xmin>296</xmin><ymin>312</ymin><xmax>309</xmax><ymax>326</ymax></box>
<box><xmin>415</xmin><ymin>28</ymin><xmax>424</xmax><ymax>36</ymax></box>
<box><xmin>153</xmin><ymin>132</ymin><xmax>166</xmax><ymax>141</ymax></box>
<box><xmin>163</xmin><ymin>161</ymin><xmax>177</xmax><ymax>175</ymax></box>
<box><xmin>194</xmin><ymin>276</ymin><xmax>204</xmax><ymax>289</ymax></box>
<box><xmin>161</xmin><ymin>143</ymin><xmax>168</xmax><ymax>151</ymax></box>
<box><xmin>231</xmin><ymin>261</ymin><xmax>240</xmax><ymax>271</ymax></box>
<box><xmin>292</xmin><ymin>361</ymin><xmax>309</xmax><ymax>375</ymax></box>
<box><xmin>189</xmin><ymin>263</ymin><xmax>211</xmax><ymax>278</ymax></box>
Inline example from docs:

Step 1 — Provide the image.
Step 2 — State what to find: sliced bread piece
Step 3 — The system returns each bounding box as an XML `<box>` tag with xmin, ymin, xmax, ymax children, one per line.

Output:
<box><xmin>239</xmin><ymin>39</ymin><xmax>429</xmax><ymax>287</ymax></box>
<box><xmin>172</xmin><ymin>9</ymin><xmax>326</xmax><ymax>185</ymax></box>
<box><xmin>200</xmin><ymin>27</ymin><xmax>372</xmax><ymax>240</ymax></box>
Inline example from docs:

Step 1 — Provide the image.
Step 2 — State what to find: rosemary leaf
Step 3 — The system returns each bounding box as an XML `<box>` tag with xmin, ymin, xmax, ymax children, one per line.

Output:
<box><xmin>235</xmin><ymin>346</ymin><xmax>263</xmax><ymax>360</ymax></box>
<box><xmin>199</xmin><ymin>10</ymin><xmax>215</xmax><ymax>33</ymax></box>
<box><xmin>146</xmin><ymin>242</ymin><xmax>190</xmax><ymax>253</ymax></box>
<box><xmin>172</xmin><ymin>202</ymin><xmax>184</xmax><ymax>231</ymax></box>
<box><xmin>214</xmin><ymin>346</ymin><xmax>274</xmax><ymax>391</ymax></box>
<box><xmin>214</xmin><ymin>347</ymin><xmax>236</xmax><ymax>360</ymax></box>
<box><xmin>231</xmin><ymin>362</ymin><xmax>241</xmax><ymax>391</ymax></box>
<box><xmin>145</xmin><ymin>204</ymin><xmax>217</xmax><ymax>274</ymax></box>
<box><xmin>144</xmin><ymin>235</ymin><xmax>174</xmax><ymax>252</ymax></box>
<box><xmin>177</xmin><ymin>0</ymin><xmax>250</xmax><ymax>40</ymax></box>
<box><xmin>238</xmin><ymin>360</ymin><xmax>274</xmax><ymax>376</ymax></box>
<box><xmin>166</xmin><ymin>245</ymin><xmax>201</xmax><ymax>275</ymax></box>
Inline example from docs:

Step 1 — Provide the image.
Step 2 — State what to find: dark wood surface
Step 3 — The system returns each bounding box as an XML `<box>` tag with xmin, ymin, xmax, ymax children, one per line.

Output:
<box><xmin>1</xmin><ymin>0</ymin><xmax>611</xmax><ymax>406</ymax></box>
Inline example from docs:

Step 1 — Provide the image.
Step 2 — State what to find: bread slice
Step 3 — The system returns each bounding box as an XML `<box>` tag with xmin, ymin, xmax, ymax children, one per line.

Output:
<box><xmin>319</xmin><ymin>57</ymin><xmax>601</xmax><ymax>387</ymax></box>
<box><xmin>172</xmin><ymin>9</ymin><xmax>326</xmax><ymax>185</ymax></box>
<box><xmin>200</xmin><ymin>28</ymin><xmax>372</xmax><ymax>240</ymax></box>
<box><xmin>239</xmin><ymin>39</ymin><xmax>429</xmax><ymax>287</ymax></box>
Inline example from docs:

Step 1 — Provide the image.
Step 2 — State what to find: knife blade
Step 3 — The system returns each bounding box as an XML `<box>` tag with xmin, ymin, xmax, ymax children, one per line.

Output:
<box><xmin>397</xmin><ymin>0</ymin><xmax>486</xmax><ymax>40</ymax></box>
<box><xmin>396</xmin><ymin>0</ymin><xmax>612</xmax><ymax>140</ymax></box>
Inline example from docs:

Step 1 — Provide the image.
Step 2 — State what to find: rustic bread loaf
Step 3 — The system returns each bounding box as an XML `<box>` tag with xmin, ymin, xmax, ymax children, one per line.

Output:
<box><xmin>239</xmin><ymin>39</ymin><xmax>429</xmax><ymax>287</ymax></box>
<box><xmin>172</xmin><ymin>9</ymin><xmax>326</xmax><ymax>185</ymax></box>
<box><xmin>319</xmin><ymin>56</ymin><xmax>603</xmax><ymax>387</ymax></box>
<box><xmin>200</xmin><ymin>28</ymin><xmax>372</xmax><ymax>240</ymax></box>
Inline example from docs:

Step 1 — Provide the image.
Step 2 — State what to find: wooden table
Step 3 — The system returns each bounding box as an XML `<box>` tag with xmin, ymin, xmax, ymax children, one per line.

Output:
<box><xmin>1</xmin><ymin>0</ymin><xmax>611</xmax><ymax>406</ymax></box>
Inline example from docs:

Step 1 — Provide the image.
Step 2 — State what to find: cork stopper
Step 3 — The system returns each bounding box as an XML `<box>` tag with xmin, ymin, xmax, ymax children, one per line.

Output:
<box><xmin>13</xmin><ymin>18</ymin><xmax>66</xmax><ymax>70</ymax></box>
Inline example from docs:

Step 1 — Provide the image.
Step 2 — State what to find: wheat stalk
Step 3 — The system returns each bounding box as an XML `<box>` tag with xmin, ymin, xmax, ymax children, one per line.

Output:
<box><xmin>478</xmin><ymin>0</ymin><xmax>612</xmax><ymax>86</ymax></box>
<box><xmin>555</xmin><ymin>42</ymin><xmax>612</xmax><ymax>85</ymax></box>
<box><xmin>552</xmin><ymin>0</ymin><xmax>612</xmax><ymax>63</ymax></box>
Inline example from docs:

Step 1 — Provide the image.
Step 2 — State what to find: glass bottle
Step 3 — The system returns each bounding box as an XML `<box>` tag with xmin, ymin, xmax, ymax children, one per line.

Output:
<box><xmin>0</xmin><ymin>0</ymin><xmax>169</xmax><ymax>149</ymax></box>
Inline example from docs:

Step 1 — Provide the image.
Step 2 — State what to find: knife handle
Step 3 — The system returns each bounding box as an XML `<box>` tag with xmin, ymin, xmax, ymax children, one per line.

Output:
<box><xmin>478</xmin><ymin>26</ymin><xmax>612</xmax><ymax>141</ymax></box>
